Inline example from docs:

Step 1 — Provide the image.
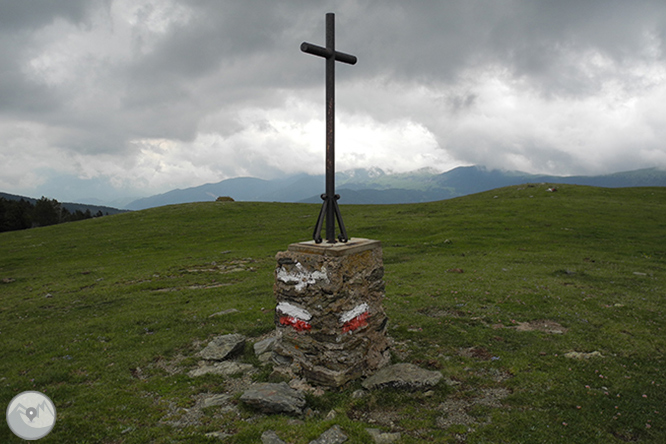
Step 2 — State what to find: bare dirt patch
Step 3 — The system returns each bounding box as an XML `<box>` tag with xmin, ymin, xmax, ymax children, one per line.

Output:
<box><xmin>417</xmin><ymin>307</ymin><xmax>466</xmax><ymax>318</ymax></box>
<box><xmin>437</xmin><ymin>387</ymin><xmax>511</xmax><ymax>429</ymax></box>
<box><xmin>459</xmin><ymin>346</ymin><xmax>495</xmax><ymax>361</ymax></box>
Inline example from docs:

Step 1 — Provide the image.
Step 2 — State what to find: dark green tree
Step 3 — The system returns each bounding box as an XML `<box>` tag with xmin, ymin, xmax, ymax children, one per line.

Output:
<box><xmin>0</xmin><ymin>198</ymin><xmax>32</xmax><ymax>232</ymax></box>
<box><xmin>32</xmin><ymin>197</ymin><xmax>60</xmax><ymax>227</ymax></box>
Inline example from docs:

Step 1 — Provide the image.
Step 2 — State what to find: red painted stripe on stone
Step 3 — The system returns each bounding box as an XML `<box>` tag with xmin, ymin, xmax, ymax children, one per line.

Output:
<box><xmin>279</xmin><ymin>316</ymin><xmax>312</xmax><ymax>332</ymax></box>
<box><xmin>342</xmin><ymin>312</ymin><xmax>369</xmax><ymax>333</ymax></box>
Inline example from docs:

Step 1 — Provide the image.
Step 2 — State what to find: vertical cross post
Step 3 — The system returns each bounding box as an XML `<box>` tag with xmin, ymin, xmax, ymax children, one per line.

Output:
<box><xmin>301</xmin><ymin>13</ymin><xmax>357</xmax><ymax>243</ymax></box>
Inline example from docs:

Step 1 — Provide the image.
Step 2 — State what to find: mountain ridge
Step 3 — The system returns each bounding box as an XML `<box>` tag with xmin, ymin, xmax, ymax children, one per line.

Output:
<box><xmin>125</xmin><ymin>166</ymin><xmax>666</xmax><ymax>210</ymax></box>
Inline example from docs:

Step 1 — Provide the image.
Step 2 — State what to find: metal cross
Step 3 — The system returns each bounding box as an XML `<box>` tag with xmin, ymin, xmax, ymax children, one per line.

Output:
<box><xmin>301</xmin><ymin>13</ymin><xmax>357</xmax><ymax>244</ymax></box>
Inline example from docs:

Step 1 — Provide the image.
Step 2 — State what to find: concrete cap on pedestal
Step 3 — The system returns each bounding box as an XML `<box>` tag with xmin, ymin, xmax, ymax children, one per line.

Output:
<box><xmin>287</xmin><ymin>238</ymin><xmax>381</xmax><ymax>257</ymax></box>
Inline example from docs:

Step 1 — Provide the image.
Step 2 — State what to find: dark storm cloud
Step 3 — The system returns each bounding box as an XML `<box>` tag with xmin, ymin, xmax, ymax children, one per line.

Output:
<box><xmin>6</xmin><ymin>0</ymin><xmax>666</xmax><ymax>115</ymax></box>
<box><xmin>0</xmin><ymin>60</ymin><xmax>61</xmax><ymax>114</ymax></box>
<box><xmin>339</xmin><ymin>0</ymin><xmax>666</xmax><ymax>95</ymax></box>
<box><xmin>117</xmin><ymin>1</ymin><xmax>319</xmax><ymax>142</ymax></box>
<box><xmin>2</xmin><ymin>0</ymin><xmax>666</xmax><ymax>199</ymax></box>
<box><xmin>0</xmin><ymin>0</ymin><xmax>92</xmax><ymax>31</ymax></box>
<box><xmin>482</xmin><ymin>1</ymin><xmax>666</xmax><ymax>96</ymax></box>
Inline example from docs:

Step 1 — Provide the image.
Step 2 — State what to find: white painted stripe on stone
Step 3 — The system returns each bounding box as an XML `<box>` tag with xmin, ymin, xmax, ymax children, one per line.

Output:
<box><xmin>340</xmin><ymin>303</ymin><xmax>370</xmax><ymax>324</ymax></box>
<box><xmin>276</xmin><ymin>262</ymin><xmax>329</xmax><ymax>292</ymax></box>
<box><xmin>276</xmin><ymin>302</ymin><xmax>312</xmax><ymax>321</ymax></box>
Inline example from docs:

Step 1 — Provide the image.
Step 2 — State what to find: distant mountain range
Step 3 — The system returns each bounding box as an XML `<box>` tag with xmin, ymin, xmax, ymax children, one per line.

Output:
<box><xmin>124</xmin><ymin>166</ymin><xmax>666</xmax><ymax>210</ymax></box>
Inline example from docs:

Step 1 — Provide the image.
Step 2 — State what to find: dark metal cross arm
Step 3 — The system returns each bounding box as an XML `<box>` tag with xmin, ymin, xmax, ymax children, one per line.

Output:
<box><xmin>300</xmin><ymin>42</ymin><xmax>357</xmax><ymax>65</ymax></box>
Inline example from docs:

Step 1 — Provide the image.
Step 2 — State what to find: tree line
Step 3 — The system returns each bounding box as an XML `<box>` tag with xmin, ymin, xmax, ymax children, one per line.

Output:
<box><xmin>0</xmin><ymin>197</ymin><xmax>107</xmax><ymax>233</ymax></box>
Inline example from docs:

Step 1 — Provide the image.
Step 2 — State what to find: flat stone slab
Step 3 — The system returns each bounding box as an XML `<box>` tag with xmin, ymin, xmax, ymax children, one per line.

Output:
<box><xmin>288</xmin><ymin>238</ymin><xmax>381</xmax><ymax>257</ymax></box>
<box><xmin>362</xmin><ymin>363</ymin><xmax>443</xmax><ymax>390</ymax></box>
<box><xmin>188</xmin><ymin>361</ymin><xmax>254</xmax><ymax>377</ymax></box>
<box><xmin>198</xmin><ymin>334</ymin><xmax>246</xmax><ymax>361</ymax></box>
<box><xmin>240</xmin><ymin>382</ymin><xmax>306</xmax><ymax>416</ymax></box>
<box><xmin>308</xmin><ymin>425</ymin><xmax>348</xmax><ymax>444</ymax></box>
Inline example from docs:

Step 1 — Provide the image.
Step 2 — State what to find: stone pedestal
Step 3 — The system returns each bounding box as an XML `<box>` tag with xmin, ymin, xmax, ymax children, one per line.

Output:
<box><xmin>273</xmin><ymin>238</ymin><xmax>391</xmax><ymax>387</ymax></box>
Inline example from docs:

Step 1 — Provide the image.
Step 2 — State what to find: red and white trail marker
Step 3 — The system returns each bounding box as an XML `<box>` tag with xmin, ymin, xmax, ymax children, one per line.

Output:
<box><xmin>340</xmin><ymin>303</ymin><xmax>370</xmax><ymax>334</ymax></box>
<box><xmin>277</xmin><ymin>302</ymin><xmax>313</xmax><ymax>332</ymax></box>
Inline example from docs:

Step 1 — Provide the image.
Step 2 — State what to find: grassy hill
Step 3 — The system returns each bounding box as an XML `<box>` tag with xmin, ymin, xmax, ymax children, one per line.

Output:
<box><xmin>1</xmin><ymin>184</ymin><xmax>664</xmax><ymax>443</ymax></box>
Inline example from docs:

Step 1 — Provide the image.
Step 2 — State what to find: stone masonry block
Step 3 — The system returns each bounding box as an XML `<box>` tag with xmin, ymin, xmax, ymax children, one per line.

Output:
<box><xmin>273</xmin><ymin>238</ymin><xmax>391</xmax><ymax>387</ymax></box>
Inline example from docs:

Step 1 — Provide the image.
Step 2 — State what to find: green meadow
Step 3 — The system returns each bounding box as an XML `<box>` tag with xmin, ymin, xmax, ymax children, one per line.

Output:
<box><xmin>1</xmin><ymin>184</ymin><xmax>664</xmax><ymax>443</ymax></box>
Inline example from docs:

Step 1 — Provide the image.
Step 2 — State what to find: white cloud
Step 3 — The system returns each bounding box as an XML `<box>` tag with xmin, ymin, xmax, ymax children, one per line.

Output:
<box><xmin>424</xmin><ymin>63</ymin><xmax>666</xmax><ymax>175</ymax></box>
<box><xmin>2</xmin><ymin>1</ymin><xmax>666</xmax><ymax>203</ymax></box>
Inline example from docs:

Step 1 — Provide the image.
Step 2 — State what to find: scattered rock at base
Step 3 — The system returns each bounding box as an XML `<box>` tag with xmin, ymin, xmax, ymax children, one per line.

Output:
<box><xmin>459</xmin><ymin>346</ymin><xmax>495</xmax><ymax>361</ymax></box>
<box><xmin>308</xmin><ymin>425</ymin><xmax>348</xmax><ymax>444</ymax></box>
<box><xmin>362</xmin><ymin>363</ymin><xmax>443</xmax><ymax>390</ymax></box>
<box><xmin>254</xmin><ymin>336</ymin><xmax>279</xmax><ymax>362</ymax></box>
<box><xmin>209</xmin><ymin>308</ymin><xmax>240</xmax><ymax>318</ymax></box>
<box><xmin>351</xmin><ymin>389</ymin><xmax>368</xmax><ymax>399</ymax></box>
<box><xmin>262</xmin><ymin>430</ymin><xmax>287</xmax><ymax>444</ymax></box>
<box><xmin>366</xmin><ymin>428</ymin><xmax>401</xmax><ymax>444</ymax></box>
<box><xmin>240</xmin><ymin>382</ymin><xmax>306</xmax><ymax>415</ymax></box>
<box><xmin>201</xmin><ymin>394</ymin><xmax>232</xmax><ymax>408</ymax></box>
<box><xmin>289</xmin><ymin>378</ymin><xmax>325</xmax><ymax>396</ymax></box>
<box><xmin>436</xmin><ymin>406</ymin><xmax>477</xmax><ymax>429</ymax></box>
<box><xmin>270</xmin><ymin>365</ymin><xmax>296</xmax><ymax>381</ymax></box>
<box><xmin>514</xmin><ymin>320</ymin><xmax>568</xmax><ymax>334</ymax></box>
<box><xmin>188</xmin><ymin>360</ymin><xmax>254</xmax><ymax>377</ymax></box>
<box><xmin>198</xmin><ymin>334</ymin><xmax>246</xmax><ymax>361</ymax></box>
<box><xmin>204</xmin><ymin>431</ymin><xmax>233</xmax><ymax>439</ymax></box>
<box><xmin>564</xmin><ymin>351</ymin><xmax>603</xmax><ymax>360</ymax></box>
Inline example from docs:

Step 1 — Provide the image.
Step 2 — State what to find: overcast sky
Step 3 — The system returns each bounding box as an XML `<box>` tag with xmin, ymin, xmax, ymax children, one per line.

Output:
<box><xmin>2</xmin><ymin>0</ymin><xmax>666</xmax><ymax>204</ymax></box>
